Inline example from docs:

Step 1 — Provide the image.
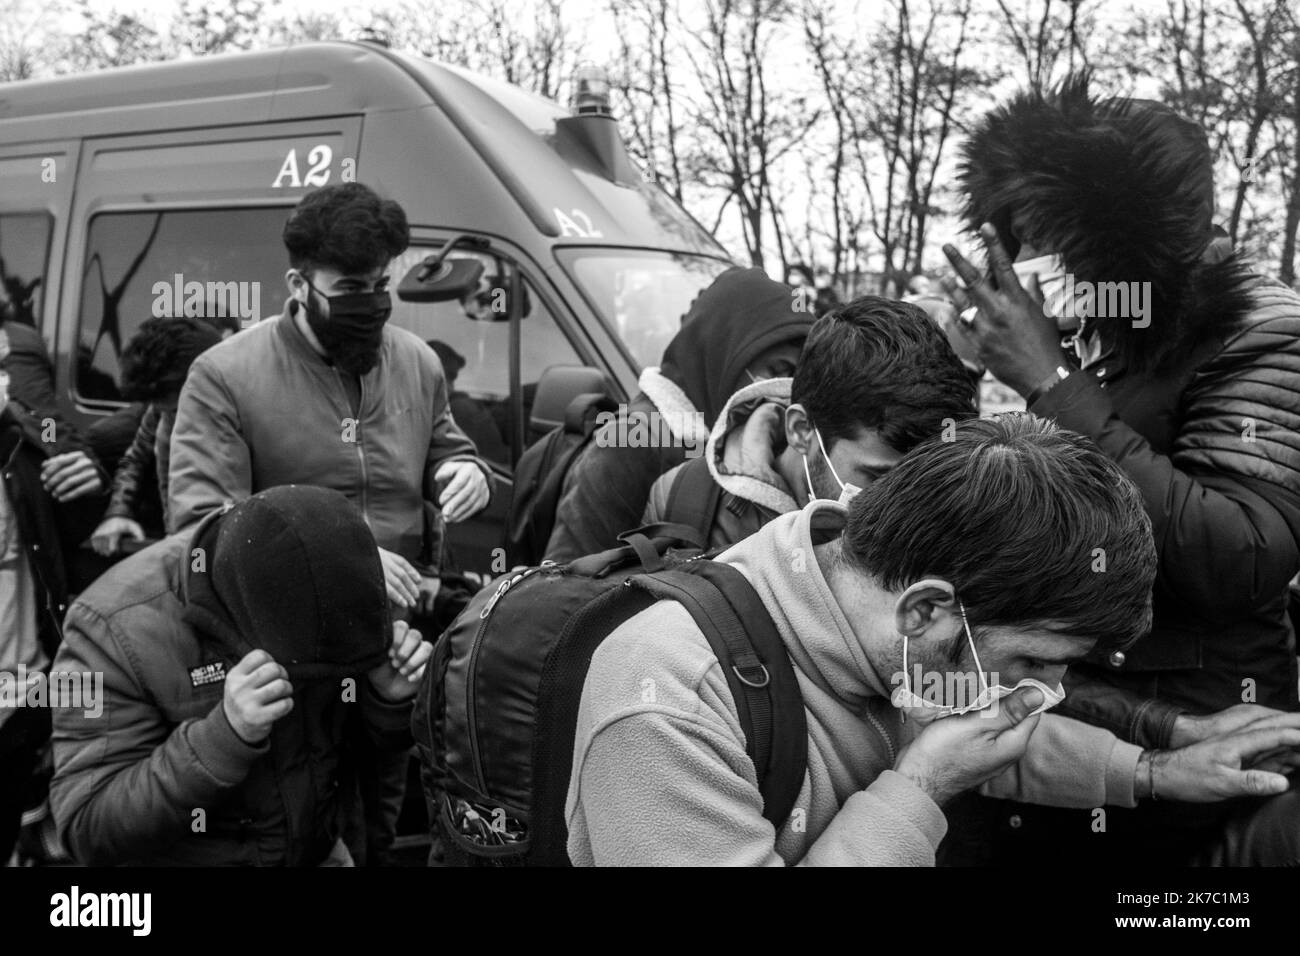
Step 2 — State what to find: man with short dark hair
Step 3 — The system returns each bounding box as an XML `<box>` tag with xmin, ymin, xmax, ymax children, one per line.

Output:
<box><xmin>643</xmin><ymin>296</ymin><xmax>978</xmax><ymax>548</ymax></box>
<box><xmin>566</xmin><ymin>416</ymin><xmax>1300</xmax><ymax>866</ymax></box>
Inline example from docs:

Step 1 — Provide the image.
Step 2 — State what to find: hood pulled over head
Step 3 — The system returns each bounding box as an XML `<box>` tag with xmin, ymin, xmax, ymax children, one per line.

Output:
<box><xmin>182</xmin><ymin>485</ymin><xmax>391</xmax><ymax>681</ymax></box>
<box><xmin>659</xmin><ymin>267</ymin><xmax>814</xmax><ymax>426</ymax></box>
<box><xmin>959</xmin><ymin>71</ymin><xmax>1253</xmax><ymax>372</ymax></box>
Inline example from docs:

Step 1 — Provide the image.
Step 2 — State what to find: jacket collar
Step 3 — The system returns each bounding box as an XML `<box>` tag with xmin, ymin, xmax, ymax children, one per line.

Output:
<box><xmin>276</xmin><ymin>297</ymin><xmax>331</xmax><ymax>367</ymax></box>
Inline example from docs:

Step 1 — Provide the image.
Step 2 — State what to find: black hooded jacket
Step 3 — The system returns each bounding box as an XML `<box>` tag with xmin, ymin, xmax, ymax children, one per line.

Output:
<box><xmin>49</xmin><ymin>487</ymin><xmax>411</xmax><ymax>866</ymax></box>
<box><xmin>960</xmin><ymin>75</ymin><xmax>1300</xmax><ymax>731</ymax></box>
<box><xmin>545</xmin><ymin>267</ymin><xmax>814</xmax><ymax>561</ymax></box>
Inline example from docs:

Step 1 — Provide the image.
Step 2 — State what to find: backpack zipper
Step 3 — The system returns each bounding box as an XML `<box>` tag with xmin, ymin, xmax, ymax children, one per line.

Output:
<box><xmin>466</xmin><ymin>562</ymin><xmax>554</xmax><ymax>795</ymax></box>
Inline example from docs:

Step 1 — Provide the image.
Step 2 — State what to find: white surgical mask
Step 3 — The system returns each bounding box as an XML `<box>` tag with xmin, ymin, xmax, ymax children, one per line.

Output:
<box><xmin>889</xmin><ymin>600</ymin><xmax>1066</xmax><ymax>725</ymax></box>
<box><xmin>1012</xmin><ymin>253</ymin><xmax>1081</xmax><ymax>331</ymax></box>
<box><xmin>801</xmin><ymin>426</ymin><xmax>862</xmax><ymax>507</ymax></box>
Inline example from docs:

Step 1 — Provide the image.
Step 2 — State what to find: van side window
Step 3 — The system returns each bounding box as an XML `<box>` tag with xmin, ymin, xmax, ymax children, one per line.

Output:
<box><xmin>0</xmin><ymin>213</ymin><xmax>53</xmax><ymax>327</ymax></box>
<box><xmin>75</xmin><ymin>208</ymin><xmax>290</xmax><ymax>403</ymax></box>
<box><xmin>387</xmin><ymin>247</ymin><xmax>585</xmax><ymax>469</ymax></box>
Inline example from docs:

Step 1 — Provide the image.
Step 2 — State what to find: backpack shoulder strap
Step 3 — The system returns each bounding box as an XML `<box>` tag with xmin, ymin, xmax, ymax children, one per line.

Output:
<box><xmin>661</xmin><ymin>455</ymin><xmax>724</xmax><ymax>543</ymax></box>
<box><xmin>628</xmin><ymin>563</ymin><xmax>807</xmax><ymax>829</ymax></box>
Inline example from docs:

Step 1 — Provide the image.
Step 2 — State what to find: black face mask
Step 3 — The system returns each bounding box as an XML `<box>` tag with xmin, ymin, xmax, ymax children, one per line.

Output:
<box><xmin>300</xmin><ymin>277</ymin><xmax>392</xmax><ymax>377</ymax></box>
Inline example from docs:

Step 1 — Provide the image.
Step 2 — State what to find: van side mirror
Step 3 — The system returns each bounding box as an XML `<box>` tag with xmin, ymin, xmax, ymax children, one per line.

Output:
<box><xmin>396</xmin><ymin>256</ymin><xmax>485</xmax><ymax>303</ymax></box>
<box><xmin>460</xmin><ymin>274</ymin><xmax>532</xmax><ymax>323</ymax></box>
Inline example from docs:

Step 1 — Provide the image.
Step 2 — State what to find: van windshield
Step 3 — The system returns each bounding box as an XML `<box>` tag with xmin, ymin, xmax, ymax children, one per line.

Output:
<box><xmin>556</xmin><ymin>248</ymin><xmax>734</xmax><ymax>370</ymax></box>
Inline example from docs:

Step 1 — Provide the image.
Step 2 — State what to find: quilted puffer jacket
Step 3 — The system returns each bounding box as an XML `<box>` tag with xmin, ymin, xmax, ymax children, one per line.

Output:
<box><xmin>1037</xmin><ymin>274</ymin><xmax>1300</xmax><ymax>716</ymax></box>
<box><xmin>938</xmin><ymin>72</ymin><xmax>1300</xmax><ymax>866</ymax></box>
<box><xmin>959</xmin><ymin>74</ymin><xmax>1300</xmax><ymax>728</ymax></box>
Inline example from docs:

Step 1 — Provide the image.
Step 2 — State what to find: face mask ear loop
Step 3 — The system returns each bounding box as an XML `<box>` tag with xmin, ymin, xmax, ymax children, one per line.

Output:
<box><xmin>815</xmin><ymin>426</ymin><xmax>849</xmax><ymax>492</ymax></box>
<box><xmin>900</xmin><ymin>631</ymin><xmax>912</xmax><ymax>723</ymax></box>
<box><xmin>800</xmin><ymin>450</ymin><xmax>817</xmax><ymax>506</ymax></box>
<box><xmin>959</xmin><ymin>600</ymin><xmax>990</xmax><ymax>697</ymax></box>
<box><xmin>296</xmin><ymin>273</ymin><xmax>322</xmax><ymax>314</ymax></box>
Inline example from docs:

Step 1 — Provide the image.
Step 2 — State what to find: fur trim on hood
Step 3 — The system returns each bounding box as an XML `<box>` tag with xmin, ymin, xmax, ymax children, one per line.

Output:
<box><xmin>959</xmin><ymin>72</ymin><xmax>1254</xmax><ymax>373</ymax></box>
<box><xmin>704</xmin><ymin>377</ymin><xmax>801</xmax><ymax>516</ymax></box>
<box><xmin>638</xmin><ymin>366</ymin><xmax>710</xmax><ymax>448</ymax></box>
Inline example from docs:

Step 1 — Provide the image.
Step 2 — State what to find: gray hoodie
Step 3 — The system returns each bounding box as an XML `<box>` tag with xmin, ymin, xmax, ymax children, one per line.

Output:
<box><xmin>566</xmin><ymin>500</ymin><xmax>1141</xmax><ymax>865</ymax></box>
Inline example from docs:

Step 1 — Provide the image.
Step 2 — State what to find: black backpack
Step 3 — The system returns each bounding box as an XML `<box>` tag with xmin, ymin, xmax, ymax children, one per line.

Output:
<box><xmin>412</xmin><ymin>525</ymin><xmax>808</xmax><ymax>866</ymax></box>
<box><xmin>658</xmin><ymin>454</ymin><xmax>725</xmax><ymax>544</ymax></box>
<box><xmin>504</xmin><ymin>392</ymin><xmax>616</xmax><ymax>567</ymax></box>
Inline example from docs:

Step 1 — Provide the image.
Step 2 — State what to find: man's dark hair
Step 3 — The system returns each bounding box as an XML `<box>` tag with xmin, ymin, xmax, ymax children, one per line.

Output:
<box><xmin>282</xmin><ymin>183</ymin><xmax>409</xmax><ymax>277</ymax></box>
<box><xmin>118</xmin><ymin>317</ymin><xmax>222</xmax><ymax>402</ymax></box>
<box><xmin>842</xmin><ymin>414</ymin><xmax>1156</xmax><ymax>651</ymax></box>
<box><xmin>792</xmin><ymin>295</ymin><xmax>977</xmax><ymax>453</ymax></box>
<box><xmin>426</xmin><ymin>339</ymin><xmax>465</xmax><ymax>384</ymax></box>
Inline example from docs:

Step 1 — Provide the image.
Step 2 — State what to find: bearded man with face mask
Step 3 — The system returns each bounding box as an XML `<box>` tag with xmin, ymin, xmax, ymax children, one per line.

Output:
<box><xmin>565</xmin><ymin>416</ymin><xmax>1300</xmax><ymax>866</ymax></box>
<box><xmin>167</xmin><ymin>183</ymin><xmax>491</xmax><ymax>863</ymax></box>
<box><xmin>169</xmin><ymin>183</ymin><xmax>491</xmax><ymax>602</ymax></box>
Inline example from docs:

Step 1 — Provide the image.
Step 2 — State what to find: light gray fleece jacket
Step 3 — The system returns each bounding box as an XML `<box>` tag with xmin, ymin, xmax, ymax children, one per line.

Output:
<box><xmin>565</xmin><ymin>500</ymin><xmax>1142</xmax><ymax>866</ymax></box>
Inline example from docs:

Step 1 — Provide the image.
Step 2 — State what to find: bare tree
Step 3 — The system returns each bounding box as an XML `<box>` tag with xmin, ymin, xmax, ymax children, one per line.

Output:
<box><xmin>1120</xmin><ymin>0</ymin><xmax>1292</xmax><ymax>251</ymax></box>
<box><xmin>993</xmin><ymin>0</ymin><xmax>1099</xmax><ymax>93</ymax></box>
<box><xmin>682</xmin><ymin>0</ymin><xmax>819</xmax><ymax>268</ymax></box>
<box><xmin>0</xmin><ymin>0</ymin><xmax>71</xmax><ymax>80</ymax></box>
<box><xmin>66</xmin><ymin>4</ymin><xmax>166</xmax><ymax>71</ymax></box>
<box><xmin>1224</xmin><ymin>0</ymin><xmax>1289</xmax><ymax>243</ymax></box>
<box><xmin>805</xmin><ymin>0</ymin><xmax>980</xmax><ymax>291</ymax></box>
<box><xmin>1275</xmin><ymin>5</ymin><xmax>1300</xmax><ymax>286</ymax></box>
<box><xmin>608</xmin><ymin>0</ymin><xmax>687</xmax><ymax>201</ymax></box>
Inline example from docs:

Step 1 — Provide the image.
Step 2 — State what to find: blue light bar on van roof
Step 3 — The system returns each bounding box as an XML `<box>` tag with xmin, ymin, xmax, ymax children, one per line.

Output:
<box><xmin>570</xmin><ymin>64</ymin><xmax>612</xmax><ymax>117</ymax></box>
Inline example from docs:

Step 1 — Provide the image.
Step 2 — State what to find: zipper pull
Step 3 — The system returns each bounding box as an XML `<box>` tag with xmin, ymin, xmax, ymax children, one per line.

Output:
<box><xmin>478</xmin><ymin>564</ymin><xmax>549</xmax><ymax>619</ymax></box>
<box><xmin>480</xmin><ymin>577</ymin><xmax>513</xmax><ymax>619</ymax></box>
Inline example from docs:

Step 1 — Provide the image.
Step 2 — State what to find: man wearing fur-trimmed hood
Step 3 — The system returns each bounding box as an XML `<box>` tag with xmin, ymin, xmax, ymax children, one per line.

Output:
<box><xmin>940</xmin><ymin>72</ymin><xmax>1300</xmax><ymax>866</ymax></box>
<box><xmin>544</xmin><ymin>267</ymin><xmax>814</xmax><ymax>562</ymax></box>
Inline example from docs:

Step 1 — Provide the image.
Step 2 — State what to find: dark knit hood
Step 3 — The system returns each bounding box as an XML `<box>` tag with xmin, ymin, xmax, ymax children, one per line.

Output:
<box><xmin>182</xmin><ymin>485</ymin><xmax>391</xmax><ymax>682</ymax></box>
<box><xmin>959</xmin><ymin>72</ymin><xmax>1254</xmax><ymax>372</ymax></box>
<box><xmin>659</xmin><ymin>266</ymin><xmax>814</xmax><ymax>425</ymax></box>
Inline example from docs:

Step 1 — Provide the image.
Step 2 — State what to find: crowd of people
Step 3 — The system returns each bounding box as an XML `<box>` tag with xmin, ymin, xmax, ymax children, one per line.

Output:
<box><xmin>3</xmin><ymin>73</ymin><xmax>1300</xmax><ymax>867</ymax></box>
